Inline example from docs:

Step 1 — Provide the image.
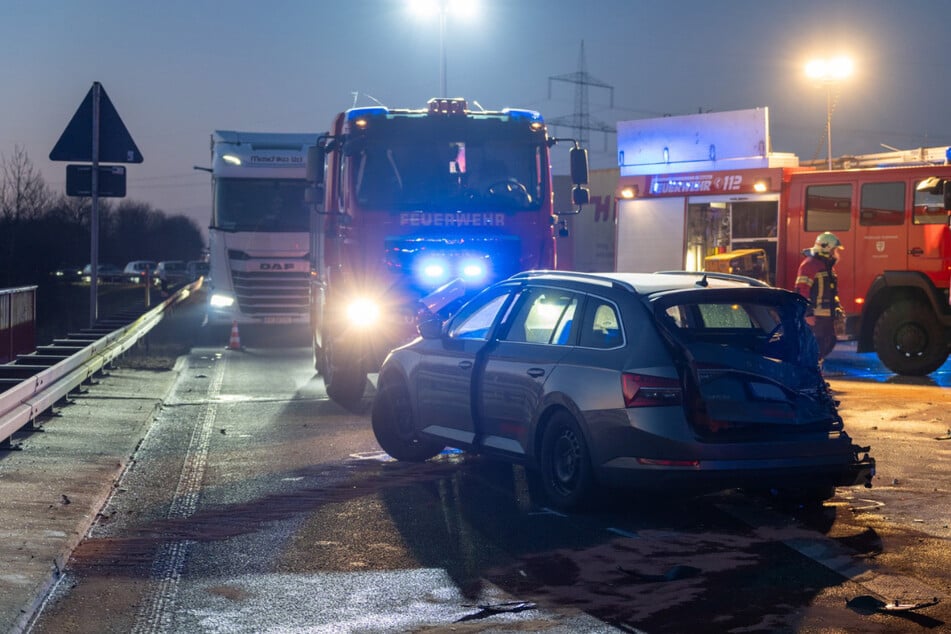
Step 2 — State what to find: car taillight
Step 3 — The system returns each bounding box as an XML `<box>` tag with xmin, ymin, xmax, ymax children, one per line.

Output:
<box><xmin>621</xmin><ymin>373</ymin><xmax>682</xmax><ymax>408</ymax></box>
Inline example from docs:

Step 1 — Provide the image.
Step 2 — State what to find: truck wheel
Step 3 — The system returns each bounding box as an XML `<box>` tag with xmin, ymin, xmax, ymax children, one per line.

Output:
<box><xmin>539</xmin><ymin>411</ymin><xmax>595</xmax><ymax>510</ymax></box>
<box><xmin>312</xmin><ymin>333</ymin><xmax>325</xmax><ymax>375</ymax></box>
<box><xmin>371</xmin><ymin>378</ymin><xmax>443</xmax><ymax>461</ymax></box>
<box><xmin>322</xmin><ymin>338</ymin><xmax>367</xmax><ymax>405</ymax></box>
<box><xmin>873</xmin><ymin>300</ymin><xmax>949</xmax><ymax>376</ymax></box>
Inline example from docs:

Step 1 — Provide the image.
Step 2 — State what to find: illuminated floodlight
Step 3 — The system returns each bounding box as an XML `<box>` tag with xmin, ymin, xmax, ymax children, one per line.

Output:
<box><xmin>222</xmin><ymin>154</ymin><xmax>242</xmax><ymax>166</ymax></box>
<box><xmin>407</xmin><ymin>0</ymin><xmax>479</xmax><ymax>97</ymax></box>
<box><xmin>805</xmin><ymin>56</ymin><xmax>854</xmax><ymax>170</ymax></box>
<box><xmin>805</xmin><ymin>56</ymin><xmax>853</xmax><ymax>82</ymax></box>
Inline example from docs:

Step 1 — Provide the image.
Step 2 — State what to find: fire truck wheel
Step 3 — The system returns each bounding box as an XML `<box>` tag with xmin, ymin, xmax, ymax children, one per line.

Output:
<box><xmin>323</xmin><ymin>338</ymin><xmax>367</xmax><ymax>404</ymax></box>
<box><xmin>873</xmin><ymin>300</ymin><xmax>949</xmax><ymax>376</ymax></box>
<box><xmin>371</xmin><ymin>378</ymin><xmax>443</xmax><ymax>462</ymax></box>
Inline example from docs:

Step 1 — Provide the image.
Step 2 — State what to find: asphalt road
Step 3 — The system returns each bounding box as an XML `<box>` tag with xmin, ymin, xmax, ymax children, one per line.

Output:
<box><xmin>2</xmin><ymin>311</ymin><xmax>950</xmax><ymax>633</ymax></box>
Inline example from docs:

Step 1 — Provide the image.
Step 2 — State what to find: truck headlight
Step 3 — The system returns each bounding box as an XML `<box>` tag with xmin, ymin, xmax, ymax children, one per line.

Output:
<box><xmin>210</xmin><ymin>292</ymin><xmax>235</xmax><ymax>308</ymax></box>
<box><xmin>346</xmin><ymin>298</ymin><xmax>381</xmax><ymax>327</ymax></box>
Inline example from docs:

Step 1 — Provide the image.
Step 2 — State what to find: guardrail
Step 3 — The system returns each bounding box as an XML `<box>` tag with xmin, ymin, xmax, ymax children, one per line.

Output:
<box><xmin>0</xmin><ymin>281</ymin><xmax>200</xmax><ymax>447</ymax></box>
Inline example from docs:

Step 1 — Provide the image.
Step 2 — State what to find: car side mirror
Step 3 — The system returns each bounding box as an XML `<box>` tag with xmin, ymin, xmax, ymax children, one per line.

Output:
<box><xmin>417</xmin><ymin>315</ymin><xmax>444</xmax><ymax>339</ymax></box>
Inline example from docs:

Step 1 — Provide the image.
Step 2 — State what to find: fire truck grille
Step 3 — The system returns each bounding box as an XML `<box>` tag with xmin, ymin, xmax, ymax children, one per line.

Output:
<box><xmin>231</xmin><ymin>271</ymin><xmax>310</xmax><ymax>315</ymax></box>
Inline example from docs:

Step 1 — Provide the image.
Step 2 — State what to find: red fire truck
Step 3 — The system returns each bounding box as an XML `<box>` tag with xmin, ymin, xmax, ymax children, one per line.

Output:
<box><xmin>306</xmin><ymin>98</ymin><xmax>589</xmax><ymax>403</ymax></box>
<box><xmin>615</xmin><ymin>142</ymin><xmax>951</xmax><ymax>376</ymax></box>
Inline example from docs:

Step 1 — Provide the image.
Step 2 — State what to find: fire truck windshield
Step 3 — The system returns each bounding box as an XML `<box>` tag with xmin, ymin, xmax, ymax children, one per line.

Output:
<box><xmin>212</xmin><ymin>178</ymin><xmax>309</xmax><ymax>232</ymax></box>
<box><xmin>350</xmin><ymin>130</ymin><xmax>544</xmax><ymax>212</ymax></box>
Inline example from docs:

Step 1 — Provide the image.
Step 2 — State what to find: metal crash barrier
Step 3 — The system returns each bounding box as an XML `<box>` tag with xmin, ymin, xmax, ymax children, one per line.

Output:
<box><xmin>0</xmin><ymin>281</ymin><xmax>200</xmax><ymax>447</ymax></box>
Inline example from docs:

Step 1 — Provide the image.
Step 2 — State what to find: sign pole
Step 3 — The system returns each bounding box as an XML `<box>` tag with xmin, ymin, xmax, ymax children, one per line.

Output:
<box><xmin>89</xmin><ymin>82</ymin><xmax>101</xmax><ymax>327</ymax></box>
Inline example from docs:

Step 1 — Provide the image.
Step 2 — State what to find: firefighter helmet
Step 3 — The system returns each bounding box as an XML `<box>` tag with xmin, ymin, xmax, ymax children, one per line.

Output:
<box><xmin>813</xmin><ymin>232</ymin><xmax>843</xmax><ymax>256</ymax></box>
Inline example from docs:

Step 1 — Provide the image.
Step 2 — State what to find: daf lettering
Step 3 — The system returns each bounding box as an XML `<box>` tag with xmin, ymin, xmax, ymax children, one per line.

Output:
<box><xmin>260</xmin><ymin>262</ymin><xmax>296</xmax><ymax>271</ymax></box>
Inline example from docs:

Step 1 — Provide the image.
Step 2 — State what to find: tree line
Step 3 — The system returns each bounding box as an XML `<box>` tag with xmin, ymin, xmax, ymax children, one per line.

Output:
<box><xmin>0</xmin><ymin>145</ymin><xmax>205</xmax><ymax>287</ymax></box>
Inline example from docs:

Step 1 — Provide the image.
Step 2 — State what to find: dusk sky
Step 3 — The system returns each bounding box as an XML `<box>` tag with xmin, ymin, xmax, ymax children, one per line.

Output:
<box><xmin>2</xmin><ymin>0</ymin><xmax>949</xmax><ymax>236</ymax></box>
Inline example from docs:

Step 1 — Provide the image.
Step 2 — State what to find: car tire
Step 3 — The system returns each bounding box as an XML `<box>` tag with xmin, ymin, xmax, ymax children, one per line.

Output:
<box><xmin>873</xmin><ymin>300</ymin><xmax>948</xmax><ymax>376</ymax></box>
<box><xmin>371</xmin><ymin>377</ymin><xmax>443</xmax><ymax>462</ymax></box>
<box><xmin>539</xmin><ymin>411</ymin><xmax>595</xmax><ymax>510</ymax></box>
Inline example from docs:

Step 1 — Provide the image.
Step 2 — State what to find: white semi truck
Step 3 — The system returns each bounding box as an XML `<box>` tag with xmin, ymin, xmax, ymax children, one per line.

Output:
<box><xmin>203</xmin><ymin>130</ymin><xmax>320</xmax><ymax>328</ymax></box>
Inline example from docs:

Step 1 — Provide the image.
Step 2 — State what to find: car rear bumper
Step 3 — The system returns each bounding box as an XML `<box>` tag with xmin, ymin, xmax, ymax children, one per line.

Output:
<box><xmin>597</xmin><ymin>448</ymin><xmax>875</xmax><ymax>493</ymax></box>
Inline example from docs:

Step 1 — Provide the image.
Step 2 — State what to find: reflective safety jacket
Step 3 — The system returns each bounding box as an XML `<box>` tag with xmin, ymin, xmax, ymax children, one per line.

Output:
<box><xmin>796</xmin><ymin>251</ymin><xmax>840</xmax><ymax>317</ymax></box>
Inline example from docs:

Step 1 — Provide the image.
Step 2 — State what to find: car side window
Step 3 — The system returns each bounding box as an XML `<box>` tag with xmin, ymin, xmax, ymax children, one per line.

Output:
<box><xmin>502</xmin><ymin>288</ymin><xmax>579</xmax><ymax>345</ymax></box>
<box><xmin>579</xmin><ymin>298</ymin><xmax>623</xmax><ymax>349</ymax></box>
<box><xmin>448</xmin><ymin>291</ymin><xmax>512</xmax><ymax>341</ymax></box>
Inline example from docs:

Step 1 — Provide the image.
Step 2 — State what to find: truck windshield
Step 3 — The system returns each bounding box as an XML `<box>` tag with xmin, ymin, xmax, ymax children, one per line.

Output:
<box><xmin>349</xmin><ymin>123</ymin><xmax>544</xmax><ymax>212</ymax></box>
<box><xmin>213</xmin><ymin>178</ymin><xmax>308</xmax><ymax>232</ymax></box>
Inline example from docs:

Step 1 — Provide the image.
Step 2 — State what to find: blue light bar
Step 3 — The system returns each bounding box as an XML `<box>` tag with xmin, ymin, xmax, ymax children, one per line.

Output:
<box><xmin>502</xmin><ymin>108</ymin><xmax>544</xmax><ymax>123</ymax></box>
<box><xmin>346</xmin><ymin>107</ymin><xmax>388</xmax><ymax>121</ymax></box>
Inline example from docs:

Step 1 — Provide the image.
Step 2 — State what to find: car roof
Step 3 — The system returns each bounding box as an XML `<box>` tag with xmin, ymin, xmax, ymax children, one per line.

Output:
<box><xmin>509</xmin><ymin>270</ymin><xmax>770</xmax><ymax>296</ymax></box>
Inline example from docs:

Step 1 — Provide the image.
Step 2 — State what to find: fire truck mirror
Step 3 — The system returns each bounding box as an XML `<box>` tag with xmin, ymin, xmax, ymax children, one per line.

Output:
<box><xmin>572</xmin><ymin>185</ymin><xmax>590</xmax><ymax>208</ymax></box>
<box><xmin>944</xmin><ymin>182</ymin><xmax>951</xmax><ymax>212</ymax></box>
<box><xmin>306</xmin><ymin>145</ymin><xmax>325</xmax><ymax>186</ymax></box>
<box><xmin>570</xmin><ymin>146</ymin><xmax>589</xmax><ymax>185</ymax></box>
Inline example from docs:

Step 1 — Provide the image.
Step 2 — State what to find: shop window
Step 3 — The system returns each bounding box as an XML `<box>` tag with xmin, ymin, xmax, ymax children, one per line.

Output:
<box><xmin>860</xmin><ymin>182</ymin><xmax>904</xmax><ymax>226</ymax></box>
<box><xmin>805</xmin><ymin>184</ymin><xmax>851</xmax><ymax>231</ymax></box>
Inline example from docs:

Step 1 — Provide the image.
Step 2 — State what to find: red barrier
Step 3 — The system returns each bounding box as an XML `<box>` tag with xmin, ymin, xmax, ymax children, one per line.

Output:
<box><xmin>0</xmin><ymin>286</ymin><xmax>37</xmax><ymax>364</ymax></box>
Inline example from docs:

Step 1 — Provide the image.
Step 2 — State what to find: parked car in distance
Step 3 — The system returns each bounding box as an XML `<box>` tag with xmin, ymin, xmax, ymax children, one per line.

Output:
<box><xmin>156</xmin><ymin>260</ymin><xmax>187</xmax><ymax>287</ymax></box>
<box><xmin>123</xmin><ymin>260</ymin><xmax>158</xmax><ymax>284</ymax></box>
<box><xmin>186</xmin><ymin>260</ymin><xmax>209</xmax><ymax>282</ymax></box>
<box><xmin>371</xmin><ymin>270</ymin><xmax>875</xmax><ymax>510</ymax></box>
<box><xmin>50</xmin><ymin>264</ymin><xmax>84</xmax><ymax>282</ymax></box>
<box><xmin>82</xmin><ymin>263</ymin><xmax>124</xmax><ymax>283</ymax></box>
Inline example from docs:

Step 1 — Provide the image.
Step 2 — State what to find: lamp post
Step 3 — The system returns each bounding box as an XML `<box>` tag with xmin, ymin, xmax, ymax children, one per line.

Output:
<box><xmin>409</xmin><ymin>0</ymin><xmax>476</xmax><ymax>98</ymax></box>
<box><xmin>805</xmin><ymin>56</ymin><xmax>853</xmax><ymax>170</ymax></box>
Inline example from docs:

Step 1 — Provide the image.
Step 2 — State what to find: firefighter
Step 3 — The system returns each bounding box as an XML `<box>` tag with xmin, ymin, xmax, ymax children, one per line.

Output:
<box><xmin>796</xmin><ymin>231</ymin><xmax>844</xmax><ymax>362</ymax></box>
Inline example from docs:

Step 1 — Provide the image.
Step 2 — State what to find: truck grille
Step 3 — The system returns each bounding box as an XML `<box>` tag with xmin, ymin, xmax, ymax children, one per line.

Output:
<box><xmin>231</xmin><ymin>270</ymin><xmax>309</xmax><ymax>315</ymax></box>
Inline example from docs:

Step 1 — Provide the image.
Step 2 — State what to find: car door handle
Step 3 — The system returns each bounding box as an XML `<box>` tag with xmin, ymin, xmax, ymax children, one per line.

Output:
<box><xmin>458</xmin><ymin>360</ymin><xmax>473</xmax><ymax>370</ymax></box>
<box><xmin>908</xmin><ymin>247</ymin><xmax>924</xmax><ymax>256</ymax></box>
<box><xmin>527</xmin><ymin>368</ymin><xmax>545</xmax><ymax>378</ymax></box>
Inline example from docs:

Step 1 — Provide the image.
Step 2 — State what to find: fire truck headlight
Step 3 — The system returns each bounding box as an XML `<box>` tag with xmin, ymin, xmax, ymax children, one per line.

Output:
<box><xmin>210</xmin><ymin>293</ymin><xmax>235</xmax><ymax>308</ymax></box>
<box><xmin>459</xmin><ymin>259</ymin><xmax>487</xmax><ymax>283</ymax></box>
<box><xmin>346</xmin><ymin>298</ymin><xmax>381</xmax><ymax>327</ymax></box>
<box><xmin>416</xmin><ymin>257</ymin><xmax>450</xmax><ymax>286</ymax></box>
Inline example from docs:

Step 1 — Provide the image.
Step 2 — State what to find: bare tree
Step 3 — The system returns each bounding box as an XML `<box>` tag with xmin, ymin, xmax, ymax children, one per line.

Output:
<box><xmin>0</xmin><ymin>145</ymin><xmax>52</xmax><ymax>222</ymax></box>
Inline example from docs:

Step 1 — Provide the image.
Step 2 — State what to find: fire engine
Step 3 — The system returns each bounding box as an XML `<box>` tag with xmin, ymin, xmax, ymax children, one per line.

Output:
<box><xmin>614</xmin><ymin>108</ymin><xmax>951</xmax><ymax>376</ymax></box>
<box><xmin>306</xmin><ymin>98</ymin><xmax>589</xmax><ymax>403</ymax></box>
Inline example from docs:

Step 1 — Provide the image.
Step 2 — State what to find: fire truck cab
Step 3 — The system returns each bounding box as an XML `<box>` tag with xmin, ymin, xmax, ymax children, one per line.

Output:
<box><xmin>614</xmin><ymin>108</ymin><xmax>951</xmax><ymax>376</ymax></box>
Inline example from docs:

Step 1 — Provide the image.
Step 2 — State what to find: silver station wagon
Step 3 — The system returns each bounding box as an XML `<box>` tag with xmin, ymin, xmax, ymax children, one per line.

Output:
<box><xmin>371</xmin><ymin>270</ymin><xmax>875</xmax><ymax>509</ymax></box>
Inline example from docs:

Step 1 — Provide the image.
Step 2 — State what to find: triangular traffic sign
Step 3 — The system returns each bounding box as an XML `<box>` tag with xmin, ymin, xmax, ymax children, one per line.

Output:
<box><xmin>49</xmin><ymin>82</ymin><xmax>143</xmax><ymax>163</ymax></box>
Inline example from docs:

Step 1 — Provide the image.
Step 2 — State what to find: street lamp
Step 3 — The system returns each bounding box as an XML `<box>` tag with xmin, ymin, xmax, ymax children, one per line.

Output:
<box><xmin>805</xmin><ymin>56</ymin><xmax>854</xmax><ymax>170</ymax></box>
<box><xmin>409</xmin><ymin>0</ymin><xmax>477</xmax><ymax>97</ymax></box>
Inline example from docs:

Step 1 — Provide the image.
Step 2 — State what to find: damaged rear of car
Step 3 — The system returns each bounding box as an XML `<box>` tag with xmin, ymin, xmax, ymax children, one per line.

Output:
<box><xmin>601</xmin><ymin>276</ymin><xmax>874</xmax><ymax>503</ymax></box>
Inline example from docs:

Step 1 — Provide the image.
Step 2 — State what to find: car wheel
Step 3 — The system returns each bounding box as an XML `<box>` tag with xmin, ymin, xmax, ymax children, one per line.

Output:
<box><xmin>539</xmin><ymin>411</ymin><xmax>595</xmax><ymax>510</ymax></box>
<box><xmin>873</xmin><ymin>300</ymin><xmax>948</xmax><ymax>376</ymax></box>
<box><xmin>371</xmin><ymin>377</ymin><xmax>443</xmax><ymax>461</ymax></box>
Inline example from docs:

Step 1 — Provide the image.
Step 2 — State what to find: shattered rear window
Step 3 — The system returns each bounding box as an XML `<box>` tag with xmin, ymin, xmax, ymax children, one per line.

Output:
<box><xmin>655</xmin><ymin>289</ymin><xmax>818</xmax><ymax>368</ymax></box>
